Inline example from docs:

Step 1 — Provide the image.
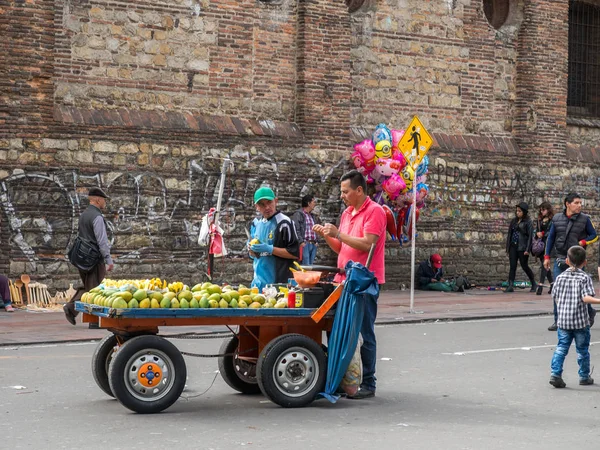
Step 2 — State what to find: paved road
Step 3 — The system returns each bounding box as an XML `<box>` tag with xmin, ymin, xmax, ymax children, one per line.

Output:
<box><xmin>2</xmin><ymin>316</ymin><xmax>599</xmax><ymax>449</ymax></box>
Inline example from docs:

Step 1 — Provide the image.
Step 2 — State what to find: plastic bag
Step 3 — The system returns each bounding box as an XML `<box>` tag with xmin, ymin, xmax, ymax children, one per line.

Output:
<box><xmin>340</xmin><ymin>334</ymin><xmax>363</xmax><ymax>396</ymax></box>
<box><xmin>198</xmin><ymin>214</ymin><xmax>210</xmax><ymax>247</ymax></box>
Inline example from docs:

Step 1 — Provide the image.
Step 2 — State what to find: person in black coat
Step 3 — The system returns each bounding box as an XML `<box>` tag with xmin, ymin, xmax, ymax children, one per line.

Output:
<box><xmin>505</xmin><ymin>202</ymin><xmax>537</xmax><ymax>293</ymax></box>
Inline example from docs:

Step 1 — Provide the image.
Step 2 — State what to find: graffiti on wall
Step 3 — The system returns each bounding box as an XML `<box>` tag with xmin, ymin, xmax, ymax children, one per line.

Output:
<box><xmin>0</xmin><ymin>154</ymin><xmax>349</xmax><ymax>270</ymax></box>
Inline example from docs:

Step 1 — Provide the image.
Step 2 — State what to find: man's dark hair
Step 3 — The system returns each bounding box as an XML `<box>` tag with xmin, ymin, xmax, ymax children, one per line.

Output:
<box><xmin>301</xmin><ymin>194</ymin><xmax>314</xmax><ymax>208</ymax></box>
<box><xmin>567</xmin><ymin>245</ymin><xmax>586</xmax><ymax>267</ymax></box>
<box><xmin>564</xmin><ymin>192</ymin><xmax>581</xmax><ymax>206</ymax></box>
<box><xmin>340</xmin><ymin>170</ymin><xmax>367</xmax><ymax>192</ymax></box>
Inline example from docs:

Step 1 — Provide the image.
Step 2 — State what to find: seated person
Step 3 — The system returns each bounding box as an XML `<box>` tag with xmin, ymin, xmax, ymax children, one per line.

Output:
<box><xmin>416</xmin><ymin>254</ymin><xmax>454</xmax><ymax>292</ymax></box>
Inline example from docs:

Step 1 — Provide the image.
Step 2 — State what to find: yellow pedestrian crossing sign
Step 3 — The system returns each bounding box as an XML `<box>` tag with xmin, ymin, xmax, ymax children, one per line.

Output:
<box><xmin>397</xmin><ymin>116</ymin><xmax>433</xmax><ymax>168</ymax></box>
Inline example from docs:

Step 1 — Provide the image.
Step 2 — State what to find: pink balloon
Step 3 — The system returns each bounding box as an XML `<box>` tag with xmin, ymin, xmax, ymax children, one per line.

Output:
<box><xmin>362</xmin><ymin>157</ymin><xmax>376</xmax><ymax>174</ymax></box>
<box><xmin>354</xmin><ymin>140</ymin><xmax>375</xmax><ymax>161</ymax></box>
<box><xmin>391</xmin><ymin>129</ymin><xmax>405</xmax><ymax>149</ymax></box>
<box><xmin>391</xmin><ymin>150</ymin><xmax>408</xmax><ymax>168</ymax></box>
<box><xmin>351</xmin><ymin>150</ymin><xmax>364</xmax><ymax>169</ymax></box>
<box><xmin>374</xmin><ymin>158</ymin><xmax>403</xmax><ymax>179</ymax></box>
<box><xmin>382</xmin><ymin>173</ymin><xmax>406</xmax><ymax>200</ymax></box>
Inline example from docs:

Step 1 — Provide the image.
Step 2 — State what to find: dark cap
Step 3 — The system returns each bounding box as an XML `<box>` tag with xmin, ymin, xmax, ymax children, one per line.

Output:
<box><xmin>431</xmin><ymin>254</ymin><xmax>442</xmax><ymax>269</ymax></box>
<box><xmin>88</xmin><ymin>187</ymin><xmax>109</xmax><ymax>199</ymax></box>
<box><xmin>516</xmin><ymin>202</ymin><xmax>528</xmax><ymax>213</ymax></box>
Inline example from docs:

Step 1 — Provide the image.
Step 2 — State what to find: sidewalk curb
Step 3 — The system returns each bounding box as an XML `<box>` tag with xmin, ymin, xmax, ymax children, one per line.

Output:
<box><xmin>375</xmin><ymin>311</ymin><xmax>552</xmax><ymax>326</ymax></box>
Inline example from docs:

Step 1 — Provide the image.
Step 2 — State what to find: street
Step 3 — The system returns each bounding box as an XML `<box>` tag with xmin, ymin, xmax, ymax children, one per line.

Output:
<box><xmin>2</xmin><ymin>317</ymin><xmax>600</xmax><ymax>449</ymax></box>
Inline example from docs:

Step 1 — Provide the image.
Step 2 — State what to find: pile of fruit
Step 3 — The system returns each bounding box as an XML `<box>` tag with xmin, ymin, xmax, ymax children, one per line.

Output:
<box><xmin>80</xmin><ymin>279</ymin><xmax>289</xmax><ymax>309</ymax></box>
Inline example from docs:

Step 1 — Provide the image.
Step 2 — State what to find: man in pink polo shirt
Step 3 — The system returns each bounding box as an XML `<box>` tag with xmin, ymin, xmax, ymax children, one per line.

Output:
<box><xmin>313</xmin><ymin>170</ymin><xmax>386</xmax><ymax>399</ymax></box>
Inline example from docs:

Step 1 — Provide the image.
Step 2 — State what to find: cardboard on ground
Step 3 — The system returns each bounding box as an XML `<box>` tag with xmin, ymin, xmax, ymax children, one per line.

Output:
<box><xmin>397</xmin><ymin>116</ymin><xmax>433</xmax><ymax>168</ymax></box>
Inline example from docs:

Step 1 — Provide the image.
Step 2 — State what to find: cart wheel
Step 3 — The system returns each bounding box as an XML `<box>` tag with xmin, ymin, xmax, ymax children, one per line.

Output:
<box><xmin>91</xmin><ymin>334</ymin><xmax>119</xmax><ymax>398</ymax></box>
<box><xmin>257</xmin><ymin>334</ymin><xmax>326</xmax><ymax>408</ymax></box>
<box><xmin>108</xmin><ymin>335</ymin><xmax>187</xmax><ymax>414</ymax></box>
<box><xmin>218</xmin><ymin>337</ymin><xmax>261</xmax><ymax>395</ymax></box>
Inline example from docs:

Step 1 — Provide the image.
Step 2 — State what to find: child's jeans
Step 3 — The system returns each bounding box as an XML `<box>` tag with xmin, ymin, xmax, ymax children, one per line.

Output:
<box><xmin>550</xmin><ymin>327</ymin><xmax>591</xmax><ymax>380</ymax></box>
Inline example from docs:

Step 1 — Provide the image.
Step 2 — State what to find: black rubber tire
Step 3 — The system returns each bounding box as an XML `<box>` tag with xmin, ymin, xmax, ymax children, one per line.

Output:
<box><xmin>91</xmin><ymin>334</ymin><xmax>119</xmax><ymax>398</ymax></box>
<box><xmin>218</xmin><ymin>337</ymin><xmax>261</xmax><ymax>394</ymax></box>
<box><xmin>257</xmin><ymin>334</ymin><xmax>326</xmax><ymax>408</ymax></box>
<box><xmin>108</xmin><ymin>335</ymin><xmax>187</xmax><ymax>414</ymax></box>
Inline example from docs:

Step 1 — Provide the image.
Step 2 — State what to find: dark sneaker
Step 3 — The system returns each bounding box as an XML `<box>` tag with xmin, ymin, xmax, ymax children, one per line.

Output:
<box><xmin>548</xmin><ymin>322</ymin><xmax>558</xmax><ymax>331</ymax></box>
<box><xmin>347</xmin><ymin>388</ymin><xmax>375</xmax><ymax>399</ymax></box>
<box><xmin>530</xmin><ymin>282</ymin><xmax>537</xmax><ymax>293</ymax></box>
<box><xmin>505</xmin><ymin>286</ymin><xmax>514</xmax><ymax>293</ymax></box>
<box><xmin>63</xmin><ymin>304</ymin><xmax>76</xmax><ymax>326</ymax></box>
<box><xmin>548</xmin><ymin>285</ymin><xmax>552</xmax><ymax>295</ymax></box>
<box><xmin>549</xmin><ymin>376</ymin><xmax>566</xmax><ymax>388</ymax></box>
<box><xmin>579</xmin><ymin>377</ymin><xmax>594</xmax><ymax>385</ymax></box>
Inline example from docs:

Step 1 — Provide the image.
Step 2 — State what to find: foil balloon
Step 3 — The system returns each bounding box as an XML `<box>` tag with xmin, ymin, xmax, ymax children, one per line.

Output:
<box><xmin>354</xmin><ymin>140</ymin><xmax>376</xmax><ymax>161</ymax></box>
<box><xmin>416</xmin><ymin>183</ymin><xmax>429</xmax><ymax>202</ymax></box>
<box><xmin>372</xmin><ymin>123</ymin><xmax>392</xmax><ymax>145</ymax></box>
<box><xmin>401</xmin><ymin>164</ymin><xmax>415</xmax><ymax>191</ymax></box>
<box><xmin>351</xmin><ymin>150</ymin><xmax>364</xmax><ymax>169</ymax></box>
<box><xmin>374</xmin><ymin>158</ymin><xmax>403</xmax><ymax>178</ymax></box>
<box><xmin>416</xmin><ymin>155</ymin><xmax>429</xmax><ymax>177</ymax></box>
<box><xmin>382</xmin><ymin>204</ymin><xmax>397</xmax><ymax>241</ymax></box>
<box><xmin>391</xmin><ymin>150</ymin><xmax>408</xmax><ymax>169</ymax></box>
<box><xmin>374</xmin><ymin>140</ymin><xmax>392</xmax><ymax>160</ymax></box>
<box><xmin>391</xmin><ymin>129</ymin><xmax>405</xmax><ymax>150</ymax></box>
<box><xmin>382</xmin><ymin>173</ymin><xmax>406</xmax><ymax>200</ymax></box>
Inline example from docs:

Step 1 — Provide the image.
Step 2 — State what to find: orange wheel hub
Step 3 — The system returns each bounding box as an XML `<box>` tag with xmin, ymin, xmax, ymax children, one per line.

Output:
<box><xmin>137</xmin><ymin>363</ymin><xmax>163</xmax><ymax>387</ymax></box>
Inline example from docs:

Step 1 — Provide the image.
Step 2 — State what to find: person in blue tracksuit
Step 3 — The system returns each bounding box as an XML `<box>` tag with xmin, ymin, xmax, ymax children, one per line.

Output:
<box><xmin>248</xmin><ymin>186</ymin><xmax>299</xmax><ymax>291</ymax></box>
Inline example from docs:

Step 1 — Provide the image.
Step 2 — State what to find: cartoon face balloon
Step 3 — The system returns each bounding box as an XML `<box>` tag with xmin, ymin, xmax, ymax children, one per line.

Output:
<box><xmin>372</xmin><ymin>123</ymin><xmax>392</xmax><ymax>145</ymax></box>
<box><xmin>401</xmin><ymin>164</ymin><xmax>415</xmax><ymax>191</ymax></box>
<box><xmin>351</xmin><ymin>150</ymin><xmax>364</xmax><ymax>170</ymax></box>
<box><xmin>416</xmin><ymin>183</ymin><xmax>429</xmax><ymax>202</ymax></box>
<box><xmin>375</xmin><ymin>140</ymin><xmax>392</xmax><ymax>160</ymax></box>
<box><xmin>354</xmin><ymin>140</ymin><xmax>376</xmax><ymax>161</ymax></box>
<box><xmin>382</xmin><ymin>173</ymin><xmax>407</xmax><ymax>200</ymax></box>
<box><xmin>374</xmin><ymin>158</ymin><xmax>403</xmax><ymax>178</ymax></box>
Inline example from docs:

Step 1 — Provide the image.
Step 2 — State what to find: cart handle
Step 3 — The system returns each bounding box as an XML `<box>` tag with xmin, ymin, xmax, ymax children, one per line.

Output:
<box><xmin>365</xmin><ymin>243</ymin><xmax>376</xmax><ymax>270</ymax></box>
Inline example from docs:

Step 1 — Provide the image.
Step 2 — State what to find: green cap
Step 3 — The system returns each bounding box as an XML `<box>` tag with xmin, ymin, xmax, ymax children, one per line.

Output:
<box><xmin>254</xmin><ymin>186</ymin><xmax>275</xmax><ymax>204</ymax></box>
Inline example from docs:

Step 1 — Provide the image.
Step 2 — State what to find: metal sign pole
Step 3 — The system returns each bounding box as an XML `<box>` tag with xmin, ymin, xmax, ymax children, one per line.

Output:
<box><xmin>409</xmin><ymin>149</ymin><xmax>417</xmax><ymax>313</ymax></box>
<box><xmin>208</xmin><ymin>158</ymin><xmax>230</xmax><ymax>280</ymax></box>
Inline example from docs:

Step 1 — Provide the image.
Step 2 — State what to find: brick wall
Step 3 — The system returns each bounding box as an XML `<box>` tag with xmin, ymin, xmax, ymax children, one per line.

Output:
<box><xmin>1</xmin><ymin>0</ymin><xmax>599</xmax><ymax>291</ymax></box>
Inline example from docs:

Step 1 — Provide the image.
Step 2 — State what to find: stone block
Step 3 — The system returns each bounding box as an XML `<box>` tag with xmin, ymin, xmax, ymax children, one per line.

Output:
<box><xmin>93</xmin><ymin>141</ymin><xmax>118</xmax><ymax>153</ymax></box>
<box><xmin>119</xmin><ymin>143</ymin><xmax>139</xmax><ymax>154</ymax></box>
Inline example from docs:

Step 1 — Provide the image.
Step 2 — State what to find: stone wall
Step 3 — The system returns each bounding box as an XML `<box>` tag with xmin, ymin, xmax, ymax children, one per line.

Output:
<box><xmin>2</xmin><ymin>0</ymin><xmax>600</xmax><ymax>291</ymax></box>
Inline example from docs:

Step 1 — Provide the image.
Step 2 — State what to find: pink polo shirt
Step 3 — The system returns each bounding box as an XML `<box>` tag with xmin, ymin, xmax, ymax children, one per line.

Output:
<box><xmin>334</xmin><ymin>196</ymin><xmax>386</xmax><ymax>284</ymax></box>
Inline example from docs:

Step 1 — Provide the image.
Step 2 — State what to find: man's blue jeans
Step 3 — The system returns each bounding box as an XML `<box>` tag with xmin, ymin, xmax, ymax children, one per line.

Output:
<box><xmin>550</xmin><ymin>327</ymin><xmax>591</xmax><ymax>379</ymax></box>
<box><xmin>360</xmin><ymin>292</ymin><xmax>378</xmax><ymax>392</ymax></box>
<box><xmin>301</xmin><ymin>242</ymin><xmax>317</xmax><ymax>265</ymax></box>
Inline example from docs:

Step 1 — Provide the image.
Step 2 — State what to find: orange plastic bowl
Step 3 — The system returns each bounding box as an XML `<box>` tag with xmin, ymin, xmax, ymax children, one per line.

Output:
<box><xmin>293</xmin><ymin>271</ymin><xmax>322</xmax><ymax>288</ymax></box>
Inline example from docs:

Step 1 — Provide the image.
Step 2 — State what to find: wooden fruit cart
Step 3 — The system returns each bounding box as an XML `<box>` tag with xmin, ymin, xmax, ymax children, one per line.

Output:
<box><xmin>75</xmin><ymin>293</ymin><xmax>340</xmax><ymax>414</ymax></box>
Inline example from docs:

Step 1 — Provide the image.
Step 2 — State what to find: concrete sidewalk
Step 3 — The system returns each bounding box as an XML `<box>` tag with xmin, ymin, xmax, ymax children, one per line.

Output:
<box><xmin>0</xmin><ymin>287</ymin><xmax>554</xmax><ymax>346</ymax></box>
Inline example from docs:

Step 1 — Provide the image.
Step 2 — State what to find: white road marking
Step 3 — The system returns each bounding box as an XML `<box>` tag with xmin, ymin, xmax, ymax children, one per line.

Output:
<box><xmin>443</xmin><ymin>341</ymin><xmax>600</xmax><ymax>356</ymax></box>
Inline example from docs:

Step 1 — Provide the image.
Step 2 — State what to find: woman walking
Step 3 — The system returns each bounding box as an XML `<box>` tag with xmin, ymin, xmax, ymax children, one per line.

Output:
<box><xmin>505</xmin><ymin>202</ymin><xmax>537</xmax><ymax>293</ymax></box>
<box><xmin>533</xmin><ymin>202</ymin><xmax>554</xmax><ymax>295</ymax></box>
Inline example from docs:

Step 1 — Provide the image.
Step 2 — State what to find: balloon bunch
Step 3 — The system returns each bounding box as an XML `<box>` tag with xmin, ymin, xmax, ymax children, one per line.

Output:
<box><xmin>351</xmin><ymin>123</ymin><xmax>430</xmax><ymax>244</ymax></box>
